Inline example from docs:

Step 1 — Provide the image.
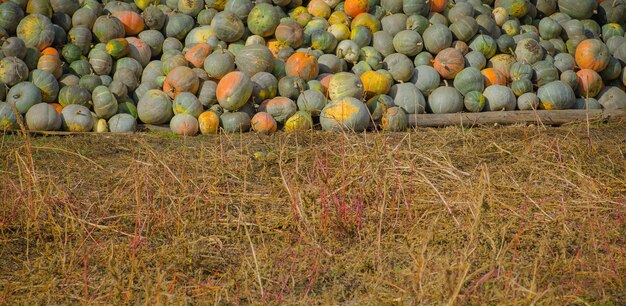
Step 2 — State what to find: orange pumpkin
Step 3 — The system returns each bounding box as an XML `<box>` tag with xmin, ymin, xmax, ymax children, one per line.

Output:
<box><xmin>41</xmin><ymin>47</ymin><xmax>59</xmax><ymax>58</ymax></box>
<box><xmin>185</xmin><ymin>43</ymin><xmax>212</xmax><ymax>68</ymax></box>
<box><xmin>576</xmin><ymin>69</ymin><xmax>604</xmax><ymax>98</ymax></box>
<box><xmin>198</xmin><ymin>111</ymin><xmax>220</xmax><ymax>134</ymax></box>
<box><xmin>285</xmin><ymin>51</ymin><xmax>319</xmax><ymax>81</ymax></box>
<box><xmin>481</xmin><ymin>68</ymin><xmax>507</xmax><ymax>86</ymax></box>
<box><xmin>251</xmin><ymin>111</ymin><xmax>278</xmax><ymax>134</ymax></box>
<box><xmin>112</xmin><ymin>11</ymin><xmax>145</xmax><ymax>36</ymax></box>
<box><xmin>575</xmin><ymin>39</ymin><xmax>610</xmax><ymax>72</ymax></box>
<box><xmin>433</xmin><ymin>48</ymin><xmax>464</xmax><ymax>79</ymax></box>
<box><xmin>430</xmin><ymin>0</ymin><xmax>448</xmax><ymax>12</ymax></box>
<box><xmin>163</xmin><ymin>66</ymin><xmax>200</xmax><ymax>99</ymax></box>
<box><xmin>344</xmin><ymin>0</ymin><xmax>369</xmax><ymax>18</ymax></box>
<box><xmin>37</xmin><ymin>54</ymin><xmax>62</xmax><ymax>77</ymax></box>
<box><xmin>215</xmin><ymin>71</ymin><xmax>253</xmax><ymax>110</ymax></box>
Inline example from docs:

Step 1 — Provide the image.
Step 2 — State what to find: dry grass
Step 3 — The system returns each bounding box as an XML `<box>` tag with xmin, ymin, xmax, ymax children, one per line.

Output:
<box><xmin>1</xmin><ymin>122</ymin><xmax>625</xmax><ymax>305</ymax></box>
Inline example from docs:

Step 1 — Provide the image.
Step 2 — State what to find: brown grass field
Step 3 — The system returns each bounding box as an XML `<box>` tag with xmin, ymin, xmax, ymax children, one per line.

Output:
<box><xmin>1</xmin><ymin>122</ymin><xmax>625</xmax><ymax>305</ymax></box>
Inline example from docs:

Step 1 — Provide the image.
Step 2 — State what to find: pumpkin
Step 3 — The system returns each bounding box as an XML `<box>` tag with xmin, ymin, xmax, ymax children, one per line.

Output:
<box><xmin>204</xmin><ymin>49</ymin><xmax>235</xmax><ymax>79</ymax></box>
<box><xmin>350</xmin><ymin>26</ymin><xmax>372</xmax><ymax>48</ymax></box>
<box><xmin>247</xmin><ymin>3</ymin><xmax>279</xmax><ymax>37</ymax></box>
<box><xmin>404</xmin><ymin>0</ymin><xmax>430</xmax><ymax>15</ymax></box>
<box><xmin>428</xmin><ymin>86</ymin><xmax>464</xmax><ymax>114</ymax></box>
<box><xmin>28</xmin><ymin>69</ymin><xmax>58</xmax><ymax>103</ymax></box>
<box><xmin>163</xmin><ymin>66</ymin><xmax>200</xmax><ymax>99</ymax></box>
<box><xmin>575</xmin><ymin>39</ymin><xmax>610</xmax><ymax>72</ymax></box>
<box><xmin>311</xmin><ymin>31</ymin><xmax>338</xmax><ymax>53</ymax></box>
<box><xmin>576</xmin><ymin>69</ymin><xmax>604</xmax><ymax>98</ymax></box>
<box><xmin>318</xmin><ymin>54</ymin><xmax>346</xmax><ymax>74</ymax></box>
<box><xmin>58</xmin><ymin>85</ymin><xmax>91</xmax><ymax>107</ymax></box>
<box><xmin>532</xmin><ymin>60</ymin><xmax>559</xmax><ymax>87</ymax></box>
<box><xmin>410</xmin><ymin>65</ymin><xmax>440</xmax><ymax>96</ymax></box>
<box><xmin>372</xmin><ymin>31</ymin><xmax>395</xmax><ymax>57</ymax></box>
<box><xmin>328</xmin><ymin>72</ymin><xmax>364</xmax><ymax>100</ymax></box>
<box><xmin>198</xmin><ymin>110</ymin><xmax>220</xmax><ymax>134</ymax></box>
<box><xmin>537</xmin><ymin>81</ymin><xmax>576</xmax><ymax>110</ymax></box>
<box><xmin>481</xmin><ymin>68</ymin><xmax>507</xmax><ymax>86</ymax></box>
<box><xmin>278</xmin><ymin>76</ymin><xmax>306</xmax><ymax>100</ymax></box>
<box><xmin>173</xmin><ymin>92</ymin><xmax>203</xmax><ymax>117</ymax></box>
<box><xmin>511</xmin><ymin>79</ymin><xmax>534</xmax><ymax>96</ymax></box>
<box><xmin>383</xmin><ymin>53</ymin><xmax>414</xmax><ymax>82</ymax></box>
<box><xmin>464</xmin><ymin>51</ymin><xmax>486</xmax><ymax>70</ymax></box>
<box><xmin>0</xmin><ymin>102</ymin><xmax>19</xmax><ymax>130</ymax></box>
<box><xmin>560</xmin><ymin>70</ymin><xmax>579</xmax><ymax>90</ymax></box>
<box><xmin>25</xmin><ymin>102</ymin><xmax>61</xmax><ymax>131</ymax></box>
<box><xmin>360</xmin><ymin>70</ymin><xmax>393</xmax><ymax>97</ymax></box>
<box><xmin>179</xmin><ymin>0</ymin><xmax>204</xmax><ymax>17</ymax></box>
<box><xmin>464</xmin><ymin>91</ymin><xmax>486</xmax><ymax>112</ymax></box>
<box><xmin>596</xmin><ymin>86</ymin><xmax>626</xmax><ymax>109</ymax></box>
<box><xmin>453</xmin><ymin>67</ymin><xmax>484</xmax><ymax>95</ymax></box>
<box><xmin>113</xmin><ymin>67</ymin><xmax>139</xmax><ymax>92</ymax></box>
<box><xmin>137</xmin><ymin>89</ymin><xmax>173</xmax><ymax>124</ymax></box>
<box><xmin>0</xmin><ymin>2</ymin><xmax>25</xmax><ymax>35</ymax></box>
<box><xmin>92</xmin><ymin>15</ymin><xmax>125</xmax><ymax>43</ymax></box>
<box><xmin>220</xmin><ymin>112</ymin><xmax>251</xmax><ymax>133</ymax></box>
<box><xmin>216</xmin><ymin>71</ymin><xmax>253</xmax><ymax>111</ymax></box>
<box><xmin>67</xmin><ymin>26</ymin><xmax>92</xmax><ymax>54</ymax></box>
<box><xmin>307</xmin><ymin>0</ymin><xmax>331</xmax><ymax>18</ymax></box>
<box><xmin>249</xmin><ymin>72</ymin><xmax>277</xmax><ymax>103</ymax></box>
<box><xmin>344</xmin><ymin>0</ymin><xmax>369</xmax><ymax>18</ymax></box>
<box><xmin>61</xmin><ymin>104</ymin><xmax>93</xmax><ymax>132</ymax></box>
<box><xmin>142</xmin><ymin>6</ymin><xmax>165</xmax><ymax>31</ymax></box>
<box><xmin>510</xmin><ymin>62</ymin><xmax>533</xmax><ymax>81</ymax></box>
<box><xmin>162</xmin><ymin>54</ymin><xmax>187</xmax><ymax>76</ymax></box>
<box><xmin>138</xmin><ymin>30</ymin><xmax>165</xmax><ymax>58</ymax></box>
<box><xmin>275</xmin><ymin>20</ymin><xmax>305</xmax><ymax>49</ymax></box>
<box><xmin>259</xmin><ymin>96</ymin><xmax>296</xmax><ymax>124</ymax></box>
<box><xmin>211</xmin><ymin>11</ymin><xmax>244</xmax><ymax>43</ymax></box>
<box><xmin>389</xmin><ymin>83</ymin><xmax>426</xmax><ymax>114</ymax></box>
<box><xmin>558</xmin><ymin>0</ymin><xmax>596</xmax><ymax>19</ymax></box>
<box><xmin>365</xmin><ymin>94</ymin><xmax>393</xmax><ymax>121</ymax></box>
<box><xmin>16</xmin><ymin>14</ymin><xmax>55</xmax><ymax>51</ymax></box>
<box><xmin>92</xmin><ymin>86</ymin><xmax>118</xmax><ymax>119</ymax></box>
<box><xmin>483</xmin><ymin>85</ymin><xmax>517</xmax><ymax>111</ymax></box>
<box><xmin>79</xmin><ymin>75</ymin><xmax>103</xmax><ymax>93</ymax></box>
<box><xmin>125</xmin><ymin>37</ymin><xmax>151</xmax><ymax>67</ymax></box>
<box><xmin>517</xmin><ymin>92</ymin><xmax>540</xmax><ymax>110</ymax></box>
<box><xmin>336</xmin><ymin>40</ymin><xmax>361</xmax><ymax>63</ymax></box>
<box><xmin>380</xmin><ymin>106</ymin><xmax>407</xmax><ymax>131</ymax></box>
<box><xmin>107</xmin><ymin>113</ymin><xmax>136</xmax><ymax>132</ymax></box>
<box><xmin>422</xmin><ymin>24</ymin><xmax>453</xmax><ymax>54</ymax></box>
<box><xmin>392</xmin><ymin>30</ymin><xmax>423</xmax><ymax>57</ymax></box>
<box><xmin>170</xmin><ymin>113</ymin><xmax>199</xmax><ymax>136</ymax></box>
<box><xmin>320</xmin><ymin>96</ymin><xmax>370</xmax><ymax>132</ymax></box>
<box><xmin>2</xmin><ymin>37</ymin><xmax>26</xmax><ymax>59</ymax></box>
<box><xmin>184</xmin><ymin>43</ymin><xmax>212</xmax><ymax>69</ymax></box>
<box><xmin>7</xmin><ymin>82</ymin><xmax>42</xmax><ymax>114</ymax></box>
<box><xmin>111</xmin><ymin>10</ymin><xmax>144</xmax><ymax>36</ymax></box>
<box><xmin>249</xmin><ymin>111</ymin><xmax>277</xmax><ymax>134</ymax></box>
<box><xmin>236</xmin><ymin>44</ymin><xmax>274</xmax><ymax>77</ymax></box>
<box><xmin>284</xmin><ymin>111</ymin><xmax>313</xmax><ymax>131</ymax></box>
<box><xmin>297</xmin><ymin>89</ymin><xmax>326</xmax><ymax>115</ymax></box>
<box><xmin>450</xmin><ymin>16</ymin><xmax>479</xmax><ymax>43</ymax></box>
<box><xmin>380</xmin><ymin>13</ymin><xmax>404</xmax><ymax>37</ymax></box>
<box><xmin>515</xmin><ymin>38</ymin><xmax>544</xmax><ymax>65</ymax></box>
<box><xmin>164</xmin><ymin>13</ymin><xmax>195</xmax><ymax>41</ymax></box>
<box><xmin>573</xmin><ymin>97</ymin><xmax>603</xmax><ymax>110</ymax></box>
<box><xmin>433</xmin><ymin>48</ymin><xmax>464</xmax><ymax>79</ymax></box>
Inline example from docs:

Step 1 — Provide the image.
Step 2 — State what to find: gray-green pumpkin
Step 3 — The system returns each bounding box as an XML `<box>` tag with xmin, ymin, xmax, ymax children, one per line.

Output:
<box><xmin>428</xmin><ymin>86</ymin><xmax>464</xmax><ymax>114</ymax></box>
<box><xmin>7</xmin><ymin>81</ymin><xmax>42</xmax><ymax>114</ymax></box>
<box><xmin>137</xmin><ymin>89</ymin><xmax>174</xmax><ymax>124</ymax></box>
<box><xmin>453</xmin><ymin>67</ymin><xmax>484</xmax><ymax>96</ymax></box>
<box><xmin>92</xmin><ymin>86</ymin><xmax>118</xmax><ymax>119</ymax></box>
<box><xmin>25</xmin><ymin>102</ymin><xmax>61</xmax><ymax>131</ymax></box>
<box><xmin>61</xmin><ymin>104</ymin><xmax>94</xmax><ymax>132</ymax></box>
<box><xmin>389</xmin><ymin>83</ymin><xmax>426</xmax><ymax>114</ymax></box>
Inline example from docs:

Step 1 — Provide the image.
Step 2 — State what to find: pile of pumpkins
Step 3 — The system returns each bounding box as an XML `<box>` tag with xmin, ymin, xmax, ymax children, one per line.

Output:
<box><xmin>0</xmin><ymin>0</ymin><xmax>625</xmax><ymax>135</ymax></box>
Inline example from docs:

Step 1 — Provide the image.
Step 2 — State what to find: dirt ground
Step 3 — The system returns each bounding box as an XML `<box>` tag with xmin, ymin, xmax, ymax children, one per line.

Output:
<box><xmin>1</xmin><ymin>122</ymin><xmax>625</xmax><ymax>304</ymax></box>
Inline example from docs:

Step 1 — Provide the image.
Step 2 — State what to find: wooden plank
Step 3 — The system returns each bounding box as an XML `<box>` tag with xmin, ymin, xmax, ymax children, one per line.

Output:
<box><xmin>408</xmin><ymin>109</ymin><xmax>626</xmax><ymax>127</ymax></box>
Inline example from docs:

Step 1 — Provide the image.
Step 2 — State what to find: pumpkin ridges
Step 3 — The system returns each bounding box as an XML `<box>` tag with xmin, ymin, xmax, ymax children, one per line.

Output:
<box><xmin>285</xmin><ymin>51</ymin><xmax>319</xmax><ymax>81</ymax></box>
